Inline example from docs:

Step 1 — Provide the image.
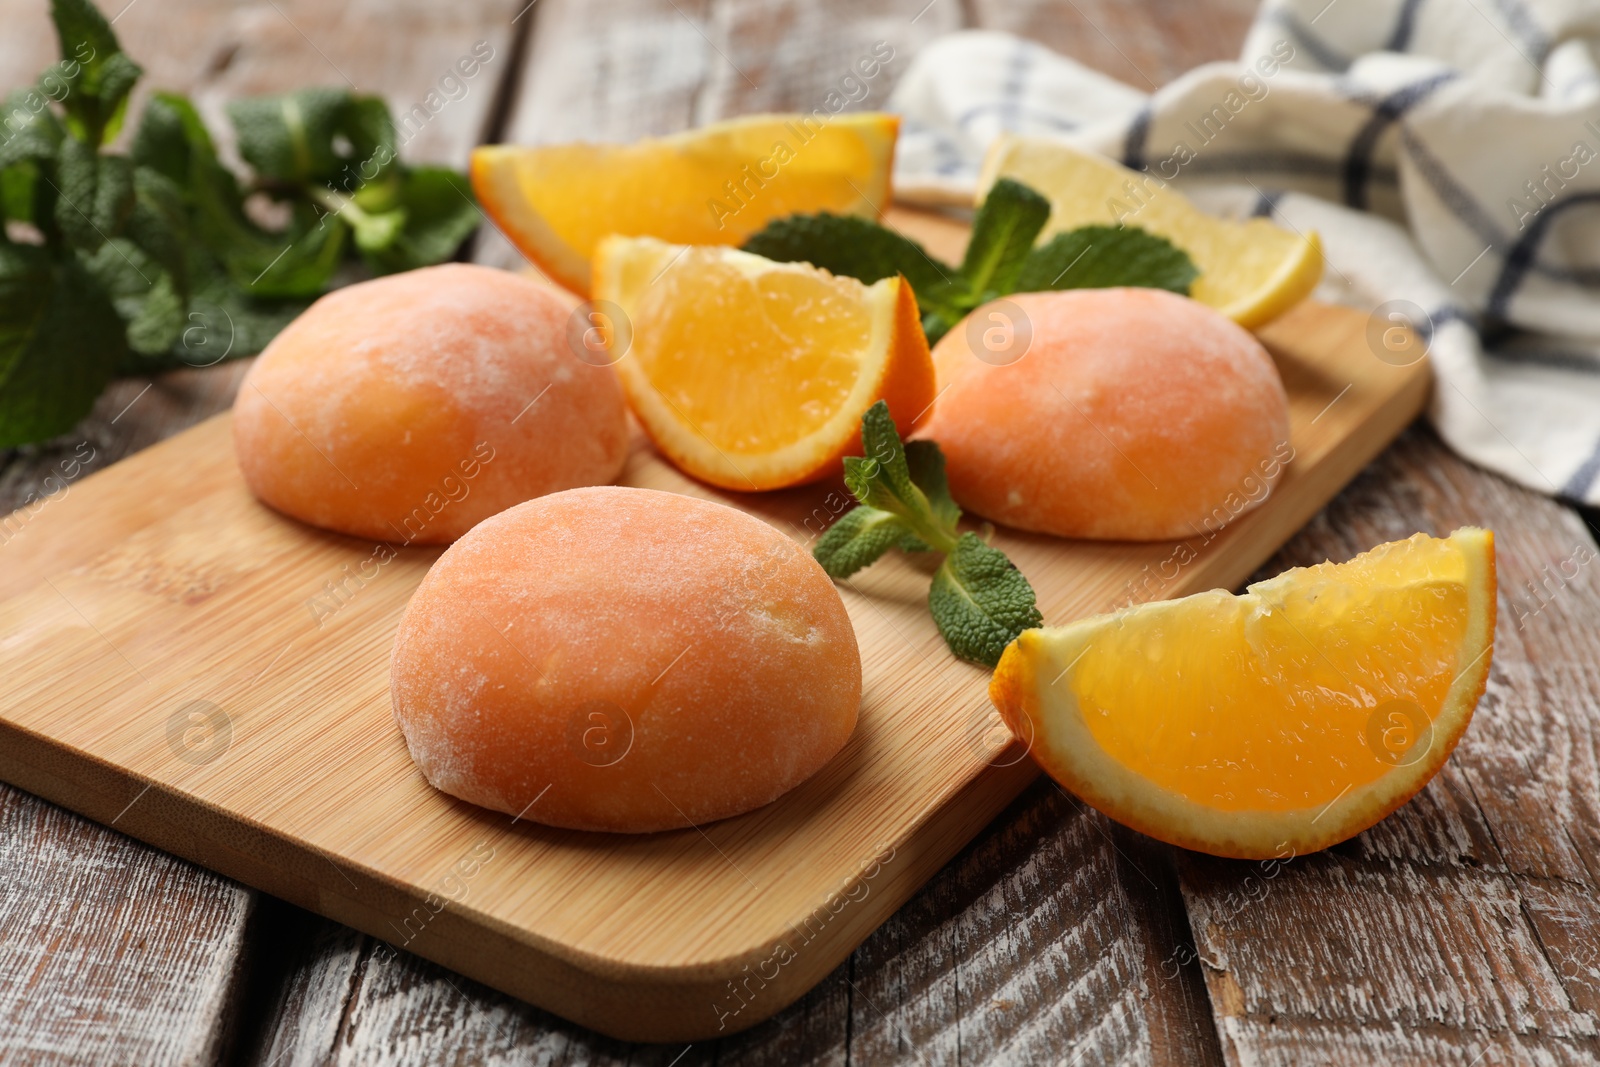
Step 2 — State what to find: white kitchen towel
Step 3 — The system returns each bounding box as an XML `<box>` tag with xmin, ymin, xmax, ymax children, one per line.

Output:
<box><xmin>886</xmin><ymin>0</ymin><xmax>1600</xmax><ymax>505</ymax></box>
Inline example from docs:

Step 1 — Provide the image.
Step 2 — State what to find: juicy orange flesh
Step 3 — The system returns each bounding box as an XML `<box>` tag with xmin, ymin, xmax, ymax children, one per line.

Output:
<box><xmin>515</xmin><ymin>130</ymin><xmax>877</xmax><ymax>259</ymax></box>
<box><xmin>1074</xmin><ymin>536</ymin><xmax>1469</xmax><ymax>812</ymax></box>
<box><xmin>632</xmin><ymin>251</ymin><xmax>874</xmax><ymax>453</ymax></box>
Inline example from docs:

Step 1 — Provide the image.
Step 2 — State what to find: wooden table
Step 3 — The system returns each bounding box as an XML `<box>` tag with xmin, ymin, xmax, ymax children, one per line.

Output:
<box><xmin>3</xmin><ymin>1</ymin><xmax>1598</xmax><ymax>1063</ymax></box>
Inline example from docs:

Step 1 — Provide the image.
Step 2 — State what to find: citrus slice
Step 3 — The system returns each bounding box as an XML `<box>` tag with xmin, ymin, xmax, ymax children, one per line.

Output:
<box><xmin>990</xmin><ymin>528</ymin><xmax>1496</xmax><ymax>859</ymax></box>
<box><xmin>592</xmin><ymin>236</ymin><xmax>935</xmax><ymax>491</ymax></box>
<box><xmin>472</xmin><ymin>113</ymin><xmax>899</xmax><ymax>295</ymax></box>
<box><xmin>977</xmin><ymin>135</ymin><xmax>1324</xmax><ymax>328</ymax></box>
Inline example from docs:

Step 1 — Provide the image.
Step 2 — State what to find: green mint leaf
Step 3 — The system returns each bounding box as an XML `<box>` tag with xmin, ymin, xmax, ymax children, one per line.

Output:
<box><xmin>918</xmin><ymin>275</ymin><xmax>980</xmax><ymax>345</ymax></box>
<box><xmin>129</xmin><ymin>94</ymin><xmax>289</xmax><ymax>294</ymax></box>
<box><xmin>740</xmin><ymin>212</ymin><xmax>955</xmax><ymax>302</ymax></box>
<box><xmin>47</xmin><ymin>0</ymin><xmax>121</xmax><ymax>80</ymax></box>
<box><xmin>354</xmin><ymin>166</ymin><xmax>479</xmax><ymax>274</ymax></box>
<box><xmin>0</xmin><ymin>90</ymin><xmax>65</xmax><ymax>172</ymax></box>
<box><xmin>125</xmin><ymin>269</ymin><xmax>185</xmax><ymax>355</ymax></box>
<box><xmin>929</xmin><ymin>532</ymin><xmax>1044</xmax><ymax>668</ymax></box>
<box><xmin>82</xmin><ymin>232</ymin><xmax>149</xmax><ymax>295</ymax></box>
<box><xmin>53</xmin><ymin>142</ymin><xmax>134</xmax><ymax>251</ymax></box>
<box><xmin>842</xmin><ymin>400</ymin><xmax>957</xmax><ymax>551</ymax></box>
<box><xmin>0</xmin><ymin>243</ymin><xmax>125</xmax><ymax>446</ymax></box>
<box><xmin>130</xmin><ymin>91</ymin><xmax>215</xmax><ymax>188</ymax></box>
<box><xmin>349</xmin><ymin>204</ymin><xmax>407</xmax><ymax>253</ymax></box>
<box><xmin>1015</xmin><ymin>224</ymin><xmax>1199</xmax><ymax>295</ymax></box>
<box><xmin>87</xmin><ymin>53</ymin><xmax>140</xmax><ymax>143</ymax></box>
<box><xmin>336</xmin><ymin>95</ymin><xmax>398</xmax><ymax>185</ymax></box>
<box><xmin>0</xmin><ymin>165</ymin><xmax>40</xmax><ymax>227</ymax></box>
<box><xmin>192</xmin><ymin>264</ymin><xmax>310</xmax><ymax>356</ymax></box>
<box><xmin>350</xmin><ymin>172</ymin><xmax>403</xmax><ymax>214</ymax></box>
<box><xmin>46</xmin><ymin>0</ymin><xmax>141</xmax><ymax>145</ymax></box>
<box><xmin>0</xmin><ymin>93</ymin><xmax>64</xmax><ymax>232</ymax></box>
<box><xmin>125</xmin><ymin>165</ymin><xmax>189</xmax><ymax>292</ymax></box>
<box><xmin>53</xmin><ymin>136</ymin><xmax>101</xmax><ymax>249</ymax></box>
<box><xmin>960</xmin><ymin>177</ymin><xmax>1050</xmax><ymax>303</ymax></box>
<box><xmin>229</xmin><ymin>90</ymin><xmax>398</xmax><ymax>190</ymax></box>
<box><xmin>392</xmin><ymin>166</ymin><xmax>478</xmax><ymax>262</ymax></box>
<box><xmin>812</xmin><ymin>506</ymin><xmax>924</xmax><ymax>579</ymax></box>
<box><xmin>919</xmin><ymin>308</ymin><xmax>958</xmax><ymax>347</ymax></box>
<box><xmin>229</xmin><ymin>88</ymin><xmax>354</xmax><ymax>186</ymax></box>
<box><xmin>92</xmin><ymin>152</ymin><xmax>134</xmax><ymax>233</ymax></box>
<box><xmin>904</xmin><ymin>439</ymin><xmax>959</xmax><ymax>532</ymax></box>
<box><xmin>81</xmin><ymin>236</ymin><xmax>182</xmax><ymax>356</ymax></box>
<box><xmin>815</xmin><ymin>403</ymin><xmax>1043</xmax><ymax>667</ymax></box>
<box><xmin>237</xmin><ymin>211</ymin><xmax>347</xmax><ymax>297</ymax></box>
<box><xmin>0</xmin><ymin>245</ymin><xmax>50</xmax><ymax>386</ymax></box>
<box><xmin>114</xmin><ymin>247</ymin><xmax>310</xmax><ymax>372</ymax></box>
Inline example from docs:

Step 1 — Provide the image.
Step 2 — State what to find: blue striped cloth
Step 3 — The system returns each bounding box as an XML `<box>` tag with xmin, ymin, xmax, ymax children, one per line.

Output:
<box><xmin>888</xmin><ymin>0</ymin><xmax>1600</xmax><ymax>505</ymax></box>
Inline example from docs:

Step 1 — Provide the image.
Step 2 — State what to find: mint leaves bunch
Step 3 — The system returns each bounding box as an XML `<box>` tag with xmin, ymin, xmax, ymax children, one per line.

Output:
<box><xmin>743</xmin><ymin>178</ymin><xmax>1199</xmax><ymax>344</ymax></box>
<box><xmin>0</xmin><ymin>0</ymin><xmax>480</xmax><ymax>448</ymax></box>
<box><xmin>814</xmin><ymin>401</ymin><xmax>1042</xmax><ymax>668</ymax></box>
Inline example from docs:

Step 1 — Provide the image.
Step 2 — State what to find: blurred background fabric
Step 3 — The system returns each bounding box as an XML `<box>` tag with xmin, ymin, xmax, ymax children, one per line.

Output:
<box><xmin>889</xmin><ymin>0</ymin><xmax>1600</xmax><ymax>505</ymax></box>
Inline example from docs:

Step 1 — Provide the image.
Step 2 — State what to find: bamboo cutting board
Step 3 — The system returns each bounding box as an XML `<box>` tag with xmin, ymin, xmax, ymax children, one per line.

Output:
<box><xmin>0</xmin><ymin>209</ymin><xmax>1430</xmax><ymax>1041</ymax></box>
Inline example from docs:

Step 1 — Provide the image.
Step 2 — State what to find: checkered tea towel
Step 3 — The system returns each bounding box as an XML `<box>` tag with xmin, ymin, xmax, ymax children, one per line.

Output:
<box><xmin>887</xmin><ymin>0</ymin><xmax>1600</xmax><ymax>505</ymax></box>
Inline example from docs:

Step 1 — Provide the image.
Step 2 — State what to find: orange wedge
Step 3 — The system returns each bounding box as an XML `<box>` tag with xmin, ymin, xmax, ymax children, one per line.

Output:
<box><xmin>592</xmin><ymin>236</ymin><xmax>935</xmax><ymax>491</ymax></box>
<box><xmin>472</xmin><ymin>113</ymin><xmax>899</xmax><ymax>295</ymax></box>
<box><xmin>991</xmin><ymin>529</ymin><xmax>1496</xmax><ymax>859</ymax></box>
<box><xmin>978</xmin><ymin>135</ymin><xmax>1323</xmax><ymax>329</ymax></box>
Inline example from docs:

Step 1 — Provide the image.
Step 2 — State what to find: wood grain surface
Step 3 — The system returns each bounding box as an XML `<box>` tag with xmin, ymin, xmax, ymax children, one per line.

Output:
<box><xmin>3</xmin><ymin>0</ymin><xmax>1598</xmax><ymax>1063</ymax></box>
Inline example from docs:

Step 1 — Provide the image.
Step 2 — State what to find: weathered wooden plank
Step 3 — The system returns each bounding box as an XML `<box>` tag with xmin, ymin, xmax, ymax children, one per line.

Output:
<box><xmin>232</xmin><ymin>903</ymin><xmax>366</xmax><ymax>1067</ymax></box>
<box><xmin>499</xmin><ymin>0</ymin><xmax>708</xmax><ymax>146</ymax></box>
<box><xmin>841</xmin><ymin>783</ymin><xmax>1224</xmax><ymax>1066</ymax></box>
<box><xmin>696</xmin><ymin>0</ymin><xmax>962</xmax><ymax>119</ymax></box>
<box><xmin>0</xmin><ymin>785</ymin><xmax>255</xmax><ymax>1065</ymax></box>
<box><xmin>967</xmin><ymin>0</ymin><xmax>1259</xmax><ymax>90</ymax></box>
<box><xmin>1180</xmin><ymin>426</ymin><xmax>1600</xmax><ymax>1065</ymax></box>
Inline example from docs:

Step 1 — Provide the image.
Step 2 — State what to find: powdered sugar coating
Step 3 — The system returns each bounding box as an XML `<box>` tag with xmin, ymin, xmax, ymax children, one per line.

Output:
<box><xmin>233</xmin><ymin>263</ymin><xmax>628</xmax><ymax>544</ymax></box>
<box><xmin>919</xmin><ymin>288</ymin><xmax>1291</xmax><ymax>541</ymax></box>
<box><xmin>389</xmin><ymin>486</ymin><xmax>862</xmax><ymax>832</ymax></box>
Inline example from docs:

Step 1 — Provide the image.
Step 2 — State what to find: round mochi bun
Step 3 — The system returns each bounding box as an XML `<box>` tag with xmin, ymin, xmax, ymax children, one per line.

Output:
<box><xmin>920</xmin><ymin>288</ymin><xmax>1291</xmax><ymax>542</ymax></box>
<box><xmin>233</xmin><ymin>263</ymin><xmax>628</xmax><ymax>544</ymax></box>
<box><xmin>389</xmin><ymin>486</ymin><xmax>863</xmax><ymax>832</ymax></box>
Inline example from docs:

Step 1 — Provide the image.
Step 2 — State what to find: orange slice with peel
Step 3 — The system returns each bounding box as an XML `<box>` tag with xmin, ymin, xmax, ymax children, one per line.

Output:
<box><xmin>472</xmin><ymin>113</ymin><xmax>899</xmax><ymax>295</ymax></box>
<box><xmin>592</xmin><ymin>236</ymin><xmax>935</xmax><ymax>491</ymax></box>
<box><xmin>978</xmin><ymin>135</ymin><xmax>1323</xmax><ymax>329</ymax></box>
<box><xmin>990</xmin><ymin>528</ymin><xmax>1496</xmax><ymax>859</ymax></box>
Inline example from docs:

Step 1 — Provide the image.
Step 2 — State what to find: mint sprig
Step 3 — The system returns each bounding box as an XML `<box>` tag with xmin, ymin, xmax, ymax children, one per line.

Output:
<box><xmin>815</xmin><ymin>401</ymin><xmax>1042</xmax><ymax>668</ymax></box>
<box><xmin>0</xmin><ymin>0</ymin><xmax>480</xmax><ymax>448</ymax></box>
<box><xmin>742</xmin><ymin>177</ymin><xmax>1199</xmax><ymax>344</ymax></box>
<box><xmin>957</xmin><ymin>177</ymin><xmax>1051</xmax><ymax>303</ymax></box>
<box><xmin>1016</xmin><ymin>225</ymin><xmax>1199</xmax><ymax>294</ymax></box>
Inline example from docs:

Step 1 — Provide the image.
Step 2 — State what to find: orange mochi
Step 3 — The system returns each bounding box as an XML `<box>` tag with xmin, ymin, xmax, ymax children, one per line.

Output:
<box><xmin>919</xmin><ymin>288</ymin><xmax>1291</xmax><ymax>541</ymax></box>
<box><xmin>390</xmin><ymin>486</ymin><xmax>862</xmax><ymax>832</ymax></box>
<box><xmin>233</xmin><ymin>263</ymin><xmax>627</xmax><ymax>544</ymax></box>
